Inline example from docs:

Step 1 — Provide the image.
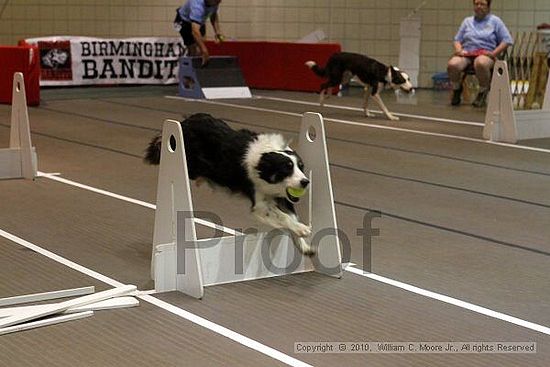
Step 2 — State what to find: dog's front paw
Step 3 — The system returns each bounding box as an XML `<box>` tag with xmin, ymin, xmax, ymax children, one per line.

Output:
<box><xmin>292</xmin><ymin>222</ymin><xmax>311</xmax><ymax>238</ymax></box>
<box><xmin>295</xmin><ymin>237</ymin><xmax>316</xmax><ymax>257</ymax></box>
<box><xmin>387</xmin><ymin>114</ymin><xmax>400</xmax><ymax>121</ymax></box>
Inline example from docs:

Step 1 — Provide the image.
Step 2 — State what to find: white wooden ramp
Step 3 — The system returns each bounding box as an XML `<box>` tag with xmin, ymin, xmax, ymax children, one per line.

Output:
<box><xmin>152</xmin><ymin>112</ymin><xmax>342</xmax><ymax>298</ymax></box>
<box><xmin>483</xmin><ymin>60</ymin><xmax>550</xmax><ymax>143</ymax></box>
<box><xmin>0</xmin><ymin>72</ymin><xmax>37</xmax><ymax>179</ymax></box>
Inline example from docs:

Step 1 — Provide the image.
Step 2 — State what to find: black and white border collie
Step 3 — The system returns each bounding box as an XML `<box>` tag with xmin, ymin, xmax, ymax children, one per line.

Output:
<box><xmin>144</xmin><ymin>113</ymin><xmax>314</xmax><ymax>256</ymax></box>
<box><xmin>306</xmin><ymin>52</ymin><xmax>414</xmax><ymax>121</ymax></box>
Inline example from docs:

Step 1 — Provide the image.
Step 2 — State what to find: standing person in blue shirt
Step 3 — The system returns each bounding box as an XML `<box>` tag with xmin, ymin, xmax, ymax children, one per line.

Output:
<box><xmin>447</xmin><ymin>0</ymin><xmax>513</xmax><ymax>107</ymax></box>
<box><xmin>174</xmin><ymin>0</ymin><xmax>224</xmax><ymax>66</ymax></box>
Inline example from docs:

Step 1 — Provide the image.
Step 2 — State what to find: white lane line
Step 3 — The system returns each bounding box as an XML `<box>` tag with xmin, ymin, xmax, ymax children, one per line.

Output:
<box><xmin>38</xmin><ymin>172</ymin><xmax>240</xmax><ymax>236</ymax></box>
<box><xmin>0</xmin><ymin>228</ymin><xmax>312</xmax><ymax>367</ymax></box>
<box><xmin>140</xmin><ymin>294</ymin><xmax>313</xmax><ymax>367</ymax></box>
<box><xmin>345</xmin><ymin>265</ymin><xmax>550</xmax><ymax>336</ymax></box>
<box><xmin>36</xmin><ymin>172</ymin><xmax>550</xmax><ymax>335</ymax></box>
<box><xmin>165</xmin><ymin>95</ymin><xmax>550</xmax><ymax>154</ymax></box>
<box><xmin>38</xmin><ymin>172</ymin><xmax>155</xmax><ymax>209</ymax></box>
<box><xmin>0</xmin><ymin>228</ymin><xmax>125</xmax><ymax>288</ymax></box>
<box><xmin>254</xmin><ymin>95</ymin><xmax>484</xmax><ymax>127</ymax></box>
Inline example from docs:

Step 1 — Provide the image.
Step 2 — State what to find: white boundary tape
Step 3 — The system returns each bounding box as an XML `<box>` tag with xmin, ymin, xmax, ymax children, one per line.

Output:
<box><xmin>14</xmin><ymin>173</ymin><xmax>550</xmax><ymax>336</ymax></box>
<box><xmin>254</xmin><ymin>95</ymin><xmax>485</xmax><ymax>127</ymax></box>
<box><xmin>345</xmin><ymin>265</ymin><xmax>550</xmax><ymax>335</ymax></box>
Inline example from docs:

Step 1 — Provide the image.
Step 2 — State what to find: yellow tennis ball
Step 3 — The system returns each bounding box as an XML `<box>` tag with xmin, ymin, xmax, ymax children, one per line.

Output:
<box><xmin>287</xmin><ymin>187</ymin><xmax>306</xmax><ymax>198</ymax></box>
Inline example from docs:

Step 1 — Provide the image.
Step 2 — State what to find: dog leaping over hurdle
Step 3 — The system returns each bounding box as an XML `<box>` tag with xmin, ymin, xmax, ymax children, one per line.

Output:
<box><xmin>306</xmin><ymin>52</ymin><xmax>414</xmax><ymax>120</ymax></box>
<box><xmin>144</xmin><ymin>113</ymin><xmax>315</xmax><ymax>256</ymax></box>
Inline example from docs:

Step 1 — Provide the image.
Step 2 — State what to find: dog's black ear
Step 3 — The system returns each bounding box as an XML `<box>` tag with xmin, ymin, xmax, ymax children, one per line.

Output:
<box><xmin>390</xmin><ymin>66</ymin><xmax>406</xmax><ymax>84</ymax></box>
<box><xmin>257</xmin><ymin>152</ymin><xmax>294</xmax><ymax>184</ymax></box>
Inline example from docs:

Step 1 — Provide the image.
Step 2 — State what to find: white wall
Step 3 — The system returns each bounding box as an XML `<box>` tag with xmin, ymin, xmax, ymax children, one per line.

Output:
<box><xmin>1</xmin><ymin>0</ymin><xmax>548</xmax><ymax>87</ymax></box>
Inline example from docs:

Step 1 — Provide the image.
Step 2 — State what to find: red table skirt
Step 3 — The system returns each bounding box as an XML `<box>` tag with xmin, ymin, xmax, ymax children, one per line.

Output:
<box><xmin>0</xmin><ymin>45</ymin><xmax>40</xmax><ymax>106</ymax></box>
<box><xmin>205</xmin><ymin>41</ymin><xmax>341</xmax><ymax>92</ymax></box>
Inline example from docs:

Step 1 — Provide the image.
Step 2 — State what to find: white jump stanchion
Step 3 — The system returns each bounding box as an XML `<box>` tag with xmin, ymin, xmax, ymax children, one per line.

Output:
<box><xmin>152</xmin><ymin>112</ymin><xmax>342</xmax><ymax>298</ymax></box>
<box><xmin>483</xmin><ymin>60</ymin><xmax>550</xmax><ymax>143</ymax></box>
<box><xmin>0</xmin><ymin>72</ymin><xmax>37</xmax><ymax>179</ymax></box>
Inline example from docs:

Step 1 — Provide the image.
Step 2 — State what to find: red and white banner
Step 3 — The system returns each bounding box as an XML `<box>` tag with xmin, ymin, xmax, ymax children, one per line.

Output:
<box><xmin>24</xmin><ymin>36</ymin><xmax>185</xmax><ymax>86</ymax></box>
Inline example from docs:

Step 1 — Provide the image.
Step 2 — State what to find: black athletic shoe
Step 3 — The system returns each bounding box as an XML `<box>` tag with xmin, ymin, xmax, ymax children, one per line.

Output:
<box><xmin>451</xmin><ymin>87</ymin><xmax>462</xmax><ymax>106</ymax></box>
<box><xmin>472</xmin><ymin>89</ymin><xmax>489</xmax><ymax>108</ymax></box>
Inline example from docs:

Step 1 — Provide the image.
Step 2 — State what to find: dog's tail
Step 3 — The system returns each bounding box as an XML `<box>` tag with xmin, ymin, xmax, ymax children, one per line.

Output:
<box><xmin>305</xmin><ymin>60</ymin><xmax>326</xmax><ymax>78</ymax></box>
<box><xmin>144</xmin><ymin>135</ymin><xmax>162</xmax><ymax>165</ymax></box>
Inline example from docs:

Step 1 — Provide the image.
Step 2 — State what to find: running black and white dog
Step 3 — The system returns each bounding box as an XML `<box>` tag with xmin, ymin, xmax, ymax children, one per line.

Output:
<box><xmin>306</xmin><ymin>52</ymin><xmax>414</xmax><ymax>120</ymax></box>
<box><xmin>144</xmin><ymin>113</ymin><xmax>314</xmax><ymax>256</ymax></box>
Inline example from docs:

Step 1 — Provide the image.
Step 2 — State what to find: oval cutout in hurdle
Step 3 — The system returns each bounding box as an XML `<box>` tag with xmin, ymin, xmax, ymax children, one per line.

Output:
<box><xmin>0</xmin><ymin>72</ymin><xmax>38</xmax><ymax>179</ymax></box>
<box><xmin>151</xmin><ymin>112</ymin><xmax>342</xmax><ymax>298</ymax></box>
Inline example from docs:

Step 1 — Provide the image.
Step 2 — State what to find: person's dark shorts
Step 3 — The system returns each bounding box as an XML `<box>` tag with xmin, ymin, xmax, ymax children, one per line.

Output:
<box><xmin>178</xmin><ymin>20</ymin><xmax>206</xmax><ymax>46</ymax></box>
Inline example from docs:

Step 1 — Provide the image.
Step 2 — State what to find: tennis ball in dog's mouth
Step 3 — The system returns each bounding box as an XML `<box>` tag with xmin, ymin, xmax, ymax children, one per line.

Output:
<box><xmin>287</xmin><ymin>187</ymin><xmax>306</xmax><ymax>198</ymax></box>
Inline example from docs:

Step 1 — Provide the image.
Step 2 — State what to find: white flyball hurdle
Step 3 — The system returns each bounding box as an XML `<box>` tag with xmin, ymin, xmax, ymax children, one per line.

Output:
<box><xmin>483</xmin><ymin>60</ymin><xmax>550</xmax><ymax>143</ymax></box>
<box><xmin>0</xmin><ymin>72</ymin><xmax>37</xmax><ymax>179</ymax></box>
<box><xmin>151</xmin><ymin>112</ymin><xmax>342</xmax><ymax>298</ymax></box>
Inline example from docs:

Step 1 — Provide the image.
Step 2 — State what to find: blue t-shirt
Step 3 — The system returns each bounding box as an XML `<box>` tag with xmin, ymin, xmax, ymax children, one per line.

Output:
<box><xmin>454</xmin><ymin>14</ymin><xmax>513</xmax><ymax>52</ymax></box>
<box><xmin>178</xmin><ymin>0</ymin><xmax>219</xmax><ymax>25</ymax></box>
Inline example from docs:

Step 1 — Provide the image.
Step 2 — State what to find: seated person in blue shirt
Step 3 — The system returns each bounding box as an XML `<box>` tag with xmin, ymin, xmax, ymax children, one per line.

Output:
<box><xmin>175</xmin><ymin>0</ymin><xmax>224</xmax><ymax>66</ymax></box>
<box><xmin>447</xmin><ymin>0</ymin><xmax>513</xmax><ymax>107</ymax></box>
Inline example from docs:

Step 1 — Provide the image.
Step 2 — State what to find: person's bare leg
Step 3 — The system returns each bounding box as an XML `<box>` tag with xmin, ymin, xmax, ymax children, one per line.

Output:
<box><xmin>447</xmin><ymin>56</ymin><xmax>470</xmax><ymax>105</ymax></box>
<box><xmin>473</xmin><ymin>55</ymin><xmax>494</xmax><ymax>90</ymax></box>
<box><xmin>472</xmin><ymin>55</ymin><xmax>494</xmax><ymax>107</ymax></box>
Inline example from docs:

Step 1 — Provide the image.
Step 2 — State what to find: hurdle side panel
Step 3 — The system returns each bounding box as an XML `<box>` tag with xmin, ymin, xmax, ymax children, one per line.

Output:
<box><xmin>514</xmin><ymin>110</ymin><xmax>550</xmax><ymax>140</ymax></box>
<box><xmin>152</xmin><ymin>119</ymin><xmax>204</xmax><ymax>298</ymax></box>
<box><xmin>297</xmin><ymin>112</ymin><xmax>343</xmax><ymax>278</ymax></box>
<box><xmin>4</xmin><ymin>72</ymin><xmax>37</xmax><ymax>179</ymax></box>
<box><xmin>0</xmin><ymin>147</ymin><xmax>37</xmax><ymax>180</ymax></box>
<box><xmin>0</xmin><ymin>149</ymin><xmax>24</xmax><ymax>179</ymax></box>
<box><xmin>483</xmin><ymin>60</ymin><xmax>518</xmax><ymax>143</ymax></box>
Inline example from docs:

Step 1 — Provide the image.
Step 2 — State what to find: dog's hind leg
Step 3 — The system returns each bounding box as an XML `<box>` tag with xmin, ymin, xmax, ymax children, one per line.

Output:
<box><xmin>319</xmin><ymin>81</ymin><xmax>334</xmax><ymax>106</ymax></box>
<box><xmin>372</xmin><ymin>83</ymin><xmax>399</xmax><ymax>121</ymax></box>
<box><xmin>319</xmin><ymin>88</ymin><xmax>327</xmax><ymax>106</ymax></box>
<box><xmin>362</xmin><ymin>86</ymin><xmax>375</xmax><ymax>117</ymax></box>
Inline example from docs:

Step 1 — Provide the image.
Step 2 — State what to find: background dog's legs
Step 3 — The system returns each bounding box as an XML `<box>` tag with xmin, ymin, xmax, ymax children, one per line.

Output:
<box><xmin>363</xmin><ymin>86</ymin><xmax>375</xmax><ymax>117</ymax></box>
<box><xmin>372</xmin><ymin>84</ymin><xmax>399</xmax><ymax>120</ymax></box>
<box><xmin>319</xmin><ymin>88</ymin><xmax>327</xmax><ymax>106</ymax></box>
<box><xmin>320</xmin><ymin>79</ymin><xmax>337</xmax><ymax>106</ymax></box>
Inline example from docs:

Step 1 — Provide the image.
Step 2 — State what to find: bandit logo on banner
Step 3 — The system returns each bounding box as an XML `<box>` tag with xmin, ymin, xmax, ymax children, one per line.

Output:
<box><xmin>38</xmin><ymin>40</ymin><xmax>73</xmax><ymax>81</ymax></box>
